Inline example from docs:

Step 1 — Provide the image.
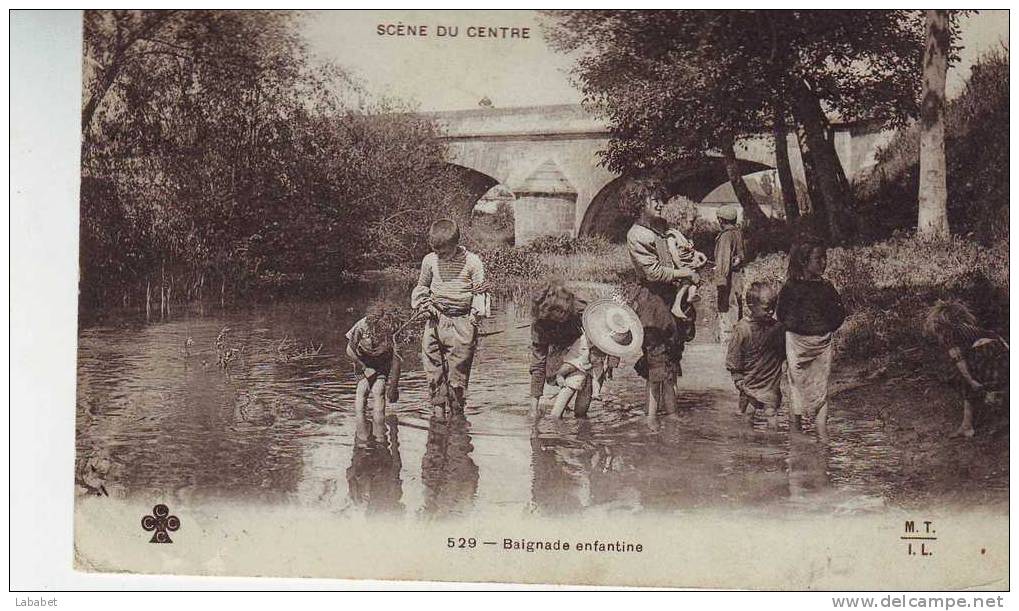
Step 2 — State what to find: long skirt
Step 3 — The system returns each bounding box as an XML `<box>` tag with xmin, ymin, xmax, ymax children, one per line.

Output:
<box><xmin>786</xmin><ymin>331</ymin><xmax>834</xmax><ymax>417</ymax></box>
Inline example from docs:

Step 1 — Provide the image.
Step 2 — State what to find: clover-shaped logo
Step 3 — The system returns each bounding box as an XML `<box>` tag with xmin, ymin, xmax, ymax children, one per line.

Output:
<box><xmin>141</xmin><ymin>504</ymin><xmax>180</xmax><ymax>543</ymax></box>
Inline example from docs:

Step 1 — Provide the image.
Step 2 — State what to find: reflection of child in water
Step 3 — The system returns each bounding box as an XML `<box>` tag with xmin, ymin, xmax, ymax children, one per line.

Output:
<box><xmin>923</xmin><ymin>299</ymin><xmax>1009</xmax><ymax>438</ymax></box>
<box><xmin>420</xmin><ymin>414</ymin><xmax>479</xmax><ymax>519</ymax></box>
<box><xmin>346</xmin><ymin>416</ymin><xmax>404</xmax><ymax>515</ymax></box>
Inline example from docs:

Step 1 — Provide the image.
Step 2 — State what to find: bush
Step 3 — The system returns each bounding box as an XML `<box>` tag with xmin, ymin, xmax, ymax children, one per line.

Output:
<box><xmin>742</xmin><ymin>234</ymin><xmax>1009</xmax><ymax>365</ymax></box>
<box><xmin>523</xmin><ymin>234</ymin><xmax>614</xmax><ymax>256</ymax></box>
<box><xmin>475</xmin><ymin>246</ymin><xmax>550</xmax><ymax>283</ymax></box>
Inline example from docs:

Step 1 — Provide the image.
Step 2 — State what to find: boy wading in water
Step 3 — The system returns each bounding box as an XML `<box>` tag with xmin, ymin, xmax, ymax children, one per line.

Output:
<box><xmin>345</xmin><ymin>301</ymin><xmax>400</xmax><ymax>442</ymax></box>
<box><xmin>726</xmin><ymin>282</ymin><xmax>786</xmax><ymax>421</ymax></box>
<box><xmin>411</xmin><ymin>219</ymin><xmax>489</xmax><ymax>419</ymax></box>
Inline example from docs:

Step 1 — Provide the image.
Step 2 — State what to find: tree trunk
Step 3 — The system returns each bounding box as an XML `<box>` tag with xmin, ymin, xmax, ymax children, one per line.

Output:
<box><xmin>721</xmin><ymin>137</ymin><xmax>768</xmax><ymax>228</ymax></box>
<box><xmin>145</xmin><ymin>279</ymin><xmax>151</xmax><ymax>321</ymax></box>
<box><xmin>791</xmin><ymin>81</ymin><xmax>854</xmax><ymax>243</ymax></box>
<box><xmin>918</xmin><ymin>9</ymin><xmax>951</xmax><ymax>239</ymax></box>
<box><xmin>160</xmin><ymin>260</ymin><xmax>166</xmax><ymax>318</ymax></box>
<box><xmin>772</xmin><ymin>108</ymin><xmax>800</xmax><ymax>222</ymax></box>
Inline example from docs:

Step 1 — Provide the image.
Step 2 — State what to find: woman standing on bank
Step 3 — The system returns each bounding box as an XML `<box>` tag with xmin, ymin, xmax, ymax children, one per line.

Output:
<box><xmin>623</xmin><ymin>181</ymin><xmax>700</xmax><ymax>424</ymax></box>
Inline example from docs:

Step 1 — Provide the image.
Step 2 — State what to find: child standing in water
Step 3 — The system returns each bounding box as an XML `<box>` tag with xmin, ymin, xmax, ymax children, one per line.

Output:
<box><xmin>726</xmin><ymin>282</ymin><xmax>786</xmax><ymax>419</ymax></box>
<box><xmin>528</xmin><ymin>283</ymin><xmax>594</xmax><ymax>419</ymax></box>
<box><xmin>777</xmin><ymin>240</ymin><xmax>846</xmax><ymax>439</ymax></box>
<box><xmin>411</xmin><ymin>218</ymin><xmax>489</xmax><ymax>418</ymax></box>
<box><xmin>346</xmin><ymin>301</ymin><xmax>400</xmax><ymax>441</ymax></box>
<box><xmin>923</xmin><ymin>299</ymin><xmax>1009</xmax><ymax>438</ymax></box>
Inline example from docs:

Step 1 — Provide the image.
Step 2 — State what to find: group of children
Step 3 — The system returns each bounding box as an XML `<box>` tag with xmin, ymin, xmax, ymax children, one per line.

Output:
<box><xmin>724</xmin><ymin>236</ymin><xmax>1009</xmax><ymax>440</ymax></box>
<box><xmin>724</xmin><ymin>239</ymin><xmax>846</xmax><ymax>438</ymax></box>
<box><xmin>345</xmin><ymin>213</ymin><xmax>1008</xmax><ymax>444</ymax></box>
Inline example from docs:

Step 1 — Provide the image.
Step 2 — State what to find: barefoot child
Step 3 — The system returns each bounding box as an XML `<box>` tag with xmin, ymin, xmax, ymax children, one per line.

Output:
<box><xmin>529</xmin><ymin>286</ymin><xmax>638</xmax><ymax>419</ymax></box>
<box><xmin>411</xmin><ymin>218</ymin><xmax>489</xmax><ymax>418</ymax></box>
<box><xmin>666</xmin><ymin>228</ymin><xmax>708</xmax><ymax>320</ymax></box>
<box><xmin>776</xmin><ymin>239</ymin><xmax>846</xmax><ymax>439</ymax></box>
<box><xmin>346</xmin><ymin>301</ymin><xmax>400</xmax><ymax>440</ymax></box>
<box><xmin>923</xmin><ymin>299</ymin><xmax>1009</xmax><ymax>438</ymax></box>
<box><xmin>528</xmin><ymin>283</ymin><xmax>591</xmax><ymax>418</ymax></box>
<box><xmin>726</xmin><ymin>281</ymin><xmax>785</xmax><ymax>418</ymax></box>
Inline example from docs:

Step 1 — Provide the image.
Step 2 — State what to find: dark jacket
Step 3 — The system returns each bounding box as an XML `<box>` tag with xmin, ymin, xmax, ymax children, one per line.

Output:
<box><xmin>776</xmin><ymin>279</ymin><xmax>846</xmax><ymax>336</ymax></box>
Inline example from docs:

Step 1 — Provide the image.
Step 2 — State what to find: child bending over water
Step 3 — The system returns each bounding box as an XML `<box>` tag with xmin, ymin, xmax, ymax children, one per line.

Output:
<box><xmin>923</xmin><ymin>299</ymin><xmax>1009</xmax><ymax>438</ymax></box>
<box><xmin>346</xmin><ymin>301</ymin><xmax>400</xmax><ymax>440</ymax></box>
<box><xmin>726</xmin><ymin>281</ymin><xmax>786</xmax><ymax>419</ymax></box>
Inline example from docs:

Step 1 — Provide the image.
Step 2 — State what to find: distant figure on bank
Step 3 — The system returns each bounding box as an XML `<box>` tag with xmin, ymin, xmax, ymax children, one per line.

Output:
<box><xmin>345</xmin><ymin>300</ymin><xmax>400</xmax><ymax>440</ymax></box>
<box><xmin>726</xmin><ymin>281</ymin><xmax>786</xmax><ymax>419</ymax></box>
<box><xmin>624</xmin><ymin>181</ymin><xmax>699</xmax><ymax>422</ymax></box>
<box><xmin>776</xmin><ymin>240</ymin><xmax>846</xmax><ymax>439</ymax></box>
<box><xmin>528</xmin><ymin>284</ymin><xmax>622</xmax><ymax>419</ymax></box>
<box><xmin>411</xmin><ymin>218</ymin><xmax>490</xmax><ymax>419</ymax></box>
<box><xmin>714</xmin><ymin>204</ymin><xmax>746</xmax><ymax>349</ymax></box>
<box><xmin>664</xmin><ymin>202</ymin><xmax>708</xmax><ymax>321</ymax></box>
<box><xmin>923</xmin><ymin>299</ymin><xmax>1009</xmax><ymax>438</ymax></box>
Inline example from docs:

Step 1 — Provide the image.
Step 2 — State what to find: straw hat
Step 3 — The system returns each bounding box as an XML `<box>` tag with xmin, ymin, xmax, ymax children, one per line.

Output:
<box><xmin>582</xmin><ymin>298</ymin><xmax>644</xmax><ymax>358</ymax></box>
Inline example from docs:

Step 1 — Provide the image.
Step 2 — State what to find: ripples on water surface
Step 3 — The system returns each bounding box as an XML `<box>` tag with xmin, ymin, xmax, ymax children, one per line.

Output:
<box><xmin>77</xmin><ymin>286</ymin><xmax>925</xmax><ymax>520</ymax></box>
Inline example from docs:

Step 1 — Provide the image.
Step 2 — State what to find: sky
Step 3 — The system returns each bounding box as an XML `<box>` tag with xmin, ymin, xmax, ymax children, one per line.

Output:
<box><xmin>301</xmin><ymin>10</ymin><xmax>1009</xmax><ymax>112</ymax></box>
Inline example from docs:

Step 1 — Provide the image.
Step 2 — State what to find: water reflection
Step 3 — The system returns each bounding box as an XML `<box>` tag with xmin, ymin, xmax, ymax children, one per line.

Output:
<box><xmin>74</xmin><ymin>289</ymin><xmax>972</xmax><ymax>517</ymax></box>
<box><xmin>529</xmin><ymin>420</ymin><xmax>596</xmax><ymax>515</ymax></box>
<box><xmin>420</xmin><ymin>414</ymin><xmax>479</xmax><ymax>519</ymax></box>
<box><xmin>346</xmin><ymin>416</ymin><xmax>404</xmax><ymax>515</ymax></box>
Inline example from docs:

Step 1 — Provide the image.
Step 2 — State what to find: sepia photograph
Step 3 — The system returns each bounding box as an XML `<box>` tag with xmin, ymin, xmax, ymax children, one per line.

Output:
<box><xmin>48</xmin><ymin>8</ymin><xmax>1011</xmax><ymax>589</ymax></box>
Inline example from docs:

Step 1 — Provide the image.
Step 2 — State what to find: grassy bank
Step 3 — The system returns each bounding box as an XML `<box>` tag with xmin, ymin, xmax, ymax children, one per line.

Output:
<box><xmin>743</xmin><ymin>234</ymin><xmax>1009</xmax><ymax>371</ymax></box>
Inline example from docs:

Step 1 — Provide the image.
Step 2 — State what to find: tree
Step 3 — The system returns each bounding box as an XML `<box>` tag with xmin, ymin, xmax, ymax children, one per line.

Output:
<box><xmin>772</xmin><ymin>106</ymin><xmax>800</xmax><ymax>222</ymax></box>
<box><xmin>917</xmin><ymin>10</ymin><xmax>951</xmax><ymax>238</ymax></box>
<box><xmin>543</xmin><ymin>10</ymin><xmax>927</xmax><ymax>243</ymax></box>
<box><xmin>79</xmin><ymin>10</ymin><xmax>465</xmax><ymax>310</ymax></box>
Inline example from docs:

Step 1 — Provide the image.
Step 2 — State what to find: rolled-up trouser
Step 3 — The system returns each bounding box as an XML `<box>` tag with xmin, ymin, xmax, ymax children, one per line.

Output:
<box><xmin>421</xmin><ymin>312</ymin><xmax>477</xmax><ymax>406</ymax></box>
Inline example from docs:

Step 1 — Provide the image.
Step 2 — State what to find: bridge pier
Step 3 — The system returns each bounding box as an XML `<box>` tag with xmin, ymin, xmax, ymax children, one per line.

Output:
<box><xmin>512</xmin><ymin>159</ymin><xmax>578</xmax><ymax>245</ymax></box>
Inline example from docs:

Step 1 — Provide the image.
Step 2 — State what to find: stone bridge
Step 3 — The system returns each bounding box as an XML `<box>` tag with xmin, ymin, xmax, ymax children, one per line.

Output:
<box><xmin>429</xmin><ymin>104</ymin><xmax>891</xmax><ymax>244</ymax></box>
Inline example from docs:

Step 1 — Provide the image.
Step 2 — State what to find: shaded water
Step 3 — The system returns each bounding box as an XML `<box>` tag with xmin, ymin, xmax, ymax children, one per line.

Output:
<box><xmin>77</xmin><ymin>284</ymin><xmax>920</xmax><ymax>519</ymax></box>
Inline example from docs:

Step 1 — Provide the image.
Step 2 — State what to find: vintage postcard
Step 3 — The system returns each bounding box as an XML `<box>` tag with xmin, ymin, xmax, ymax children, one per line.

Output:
<box><xmin>72</xmin><ymin>9</ymin><xmax>1009</xmax><ymax>589</ymax></box>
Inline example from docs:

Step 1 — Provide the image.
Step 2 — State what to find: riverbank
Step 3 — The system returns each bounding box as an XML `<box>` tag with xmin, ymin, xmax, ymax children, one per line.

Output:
<box><xmin>829</xmin><ymin>361</ymin><xmax>1009</xmax><ymax>510</ymax></box>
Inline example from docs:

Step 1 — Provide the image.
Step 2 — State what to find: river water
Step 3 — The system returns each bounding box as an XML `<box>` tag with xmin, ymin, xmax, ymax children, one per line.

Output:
<box><xmin>76</xmin><ymin>283</ymin><xmax>933</xmax><ymax>520</ymax></box>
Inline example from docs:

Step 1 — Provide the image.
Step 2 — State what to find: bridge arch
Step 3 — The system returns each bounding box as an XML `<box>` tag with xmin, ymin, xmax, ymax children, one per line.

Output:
<box><xmin>579</xmin><ymin>157</ymin><xmax>773</xmax><ymax>241</ymax></box>
<box><xmin>445</xmin><ymin>163</ymin><xmax>502</xmax><ymax>217</ymax></box>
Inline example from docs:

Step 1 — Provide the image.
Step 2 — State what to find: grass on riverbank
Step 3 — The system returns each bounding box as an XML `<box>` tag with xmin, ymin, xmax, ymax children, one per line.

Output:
<box><xmin>742</xmin><ymin>233</ymin><xmax>1009</xmax><ymax>372</ymax></box>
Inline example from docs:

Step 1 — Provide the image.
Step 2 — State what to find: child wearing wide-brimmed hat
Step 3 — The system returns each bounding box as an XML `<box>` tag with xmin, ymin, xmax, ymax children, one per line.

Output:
<box><xmin>548</xmin><ymin>298</ymin><xmax>643</xmax><ymax>419</ymax></box>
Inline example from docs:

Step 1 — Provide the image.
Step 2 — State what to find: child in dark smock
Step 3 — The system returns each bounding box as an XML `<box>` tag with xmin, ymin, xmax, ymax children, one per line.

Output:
<box><xmin>777</xmin><ymin>240</ymin><xmax>846</xmax><ymax>439</ymax></box>
<box><xmin>726</xmin><ymin>282</ymin><xmax>786</xmax><ymax>418</ymax></box>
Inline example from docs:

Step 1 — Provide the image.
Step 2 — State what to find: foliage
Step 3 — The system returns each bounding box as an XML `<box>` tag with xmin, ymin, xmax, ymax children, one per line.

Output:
<box><xmin>522</xmin><ymin>234</ymin><xmax>614</xmax><ymax>257</ymax></box>
<box><xmin>79</xmin><ymin>10</ymin><xmax>466</xmax><ymax>309</ymax></box>
<box><xmin>853</xmin><ymin>47</ymin><xmax>1009</xmax><ymax>242</ymax></box>
<box><xmin>542</xmin><ymin>10</ymin><xmax>926</xmax><ymax>169</ymax></box>
<box><xmin>742</xmin><ymin>234</ymin><xmax>1009</xmax><ymax>364</ymax></box>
